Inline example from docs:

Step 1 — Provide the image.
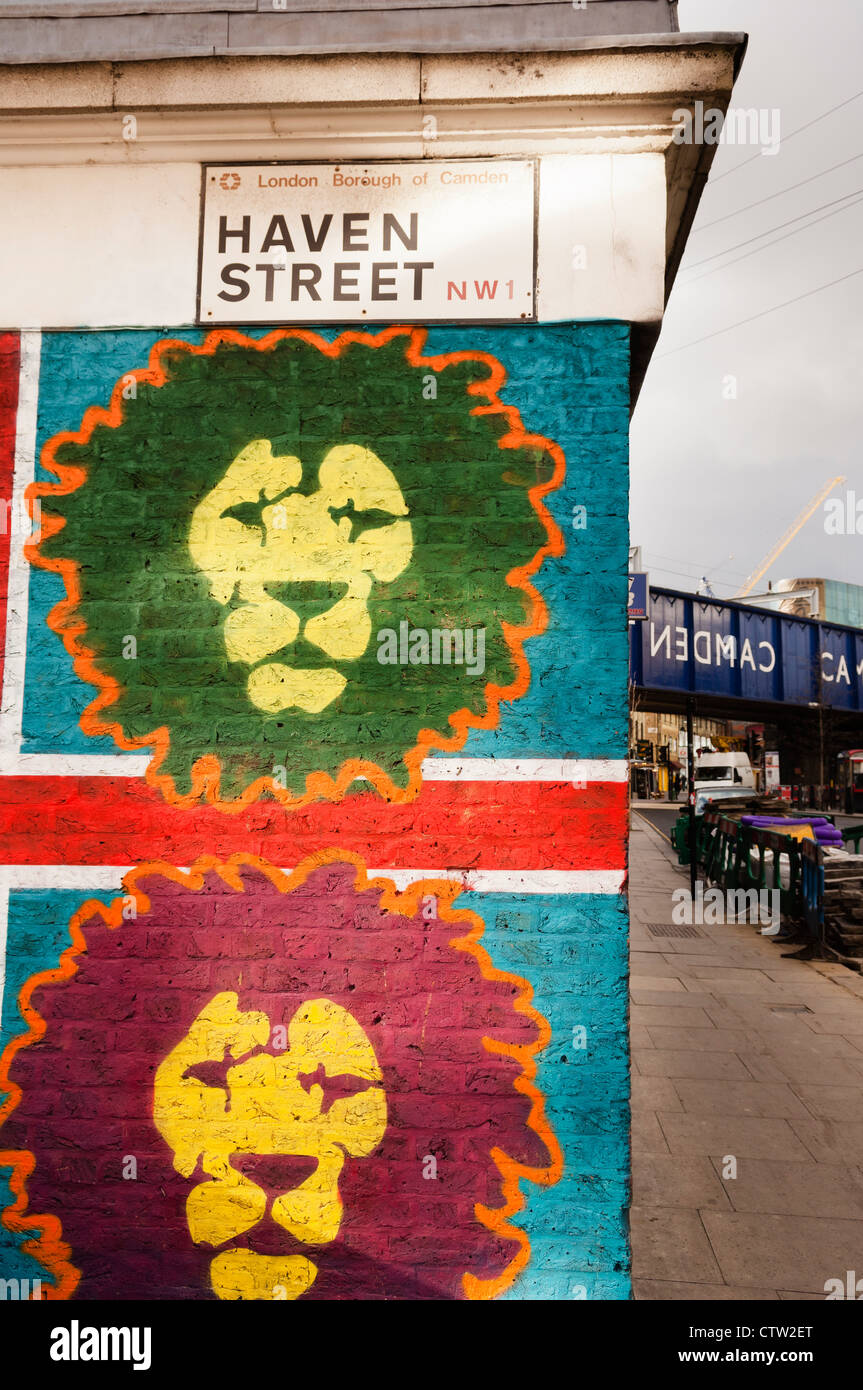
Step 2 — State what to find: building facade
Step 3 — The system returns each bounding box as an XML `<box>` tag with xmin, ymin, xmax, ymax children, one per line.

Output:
<box><xmin>776</xmin><ymin>578</ymin><xmax>863</xmax><ymax>629</ymax></box>
<box><xmin>0</xmin><ymin>4</ymin><xmax>743</xmax><ymax>1301</ymax></box>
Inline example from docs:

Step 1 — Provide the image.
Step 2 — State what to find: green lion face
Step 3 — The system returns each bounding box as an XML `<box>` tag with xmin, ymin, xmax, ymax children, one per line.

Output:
<box><xmin>34</xmin><ymin>327</ymin><xmax>561</xmax><ymax>807</ymax></box>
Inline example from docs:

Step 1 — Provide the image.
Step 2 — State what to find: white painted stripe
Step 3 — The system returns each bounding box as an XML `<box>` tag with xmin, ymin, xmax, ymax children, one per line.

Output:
<box><xmin>370</xmin><ymin>869</ymin><xmax>626</xmax><ymax>894</ymax></box>
<box><xmin>0</xmin><ymin>865</ymin><xmax>624</xmax><ymax>896</ymax></box>
<box><xmin>0</xmin><ymin>331</ymin><xmax>40</xmax><ymax>763</ymax></box>
<box><xmin>0</xmin><ymin>865</ymin><xmax>129</xmax><ymax>891</ymax></box>
<box><xmin>0</xmin><ymin>753</ymin><xmax>150</xmax><ymax>777</ymax></box>
<box><xmin>0</xmin><ymin>753</ymin><xmax>629</xmax><ymax>781</ymax></box>
<box><xmin>421</xmin><ymin>758</ymin><xmax>628</xmax><ymax>783</ymax></box>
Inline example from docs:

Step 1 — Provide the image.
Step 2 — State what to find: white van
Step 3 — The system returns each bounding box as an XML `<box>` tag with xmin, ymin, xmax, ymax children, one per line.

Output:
<box><xmin>693</xmin><ymin>752</ymin><xmax>756</xmax><ymax>815</ymax></box>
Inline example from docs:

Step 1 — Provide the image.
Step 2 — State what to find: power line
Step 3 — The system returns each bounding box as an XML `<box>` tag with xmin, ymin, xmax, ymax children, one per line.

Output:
<box><xmin>682</xmin><ymin>187</ymin><xmax>863</xmax><ymax>270</ymax></box>
<box><xmin>643</xmin><ymin>554</ymin><xmax>749</xmax><ymax>583</ymax></box>
<box><xmin>693</xmin><ymin>150</ymin><xmax>863</xmax><ymax>234</ymax></box>
<box><xmin>656</xmin><ymin>266</ymin><xmax>863</xmax><ymax>358</ymax></box>
<box><xmin>645</xmin><ymin>564</ymin><xmax>731</xmax><ymax>585</ymax></box>
<box><xmin>710</xmin><ymin>88</ymin><xmax>863</xmax><ymax>185</ymax></box>
<box><xmin>680</xmin><ymin>193</ymin><xmax>863</xmax><ymax>288</ymax></box>
<box><xmin>645</xmin><ymin>567</ymin><xmax>741</xmax><ymax>594</ymax></box>
<box><xmin>644</xmin><ymin>550</ymin><xmax>747</xmax><ymax>578</ymax></box>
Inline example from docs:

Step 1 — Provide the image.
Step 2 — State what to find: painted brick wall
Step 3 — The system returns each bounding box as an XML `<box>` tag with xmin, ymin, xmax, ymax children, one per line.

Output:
<box><xmin>0</xmin><ymin>320</ymin><xmax>631</xmax><ymax>1301</ymax></box>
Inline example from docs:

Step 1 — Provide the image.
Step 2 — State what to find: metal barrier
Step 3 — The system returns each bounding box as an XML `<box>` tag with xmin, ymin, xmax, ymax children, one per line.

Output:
<box><xmin>842</xmin><ymin>824</ymin><xmax>863</xmax><ymax>854</ymax></box>
<box><xmin>697</xmin><ymin>813</ymin><xmax>824</xmax><ymax>939</ymax></box>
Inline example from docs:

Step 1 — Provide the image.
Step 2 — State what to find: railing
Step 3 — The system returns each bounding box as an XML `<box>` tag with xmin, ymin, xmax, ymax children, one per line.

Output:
<box><xmin>843</xmin><ymin>824</ymin><xmax>863</xmax><ymax>854</ymax></box>
<box><xmin>696</xmin><ymin>813</ymin><xmax>824</xmax><ymax>938</ymax></box>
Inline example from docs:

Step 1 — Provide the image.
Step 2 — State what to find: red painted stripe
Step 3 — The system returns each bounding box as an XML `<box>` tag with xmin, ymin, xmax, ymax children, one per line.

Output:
<box><xmin>0</xmin><ymin>776</ymin><xmax>627</xmax><ymax>869</ymax></box>
<box><xmin>0</xmin><ymin>332</ymin><xmax>20</xmax><ymax>699</ymax></box>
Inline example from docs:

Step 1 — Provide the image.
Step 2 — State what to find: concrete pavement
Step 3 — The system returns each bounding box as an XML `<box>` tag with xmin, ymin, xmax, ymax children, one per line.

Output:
<box><xmin>629</xmin><ymin>810</ymin><xmax>863</xmax><ymax>1300</ymax></box>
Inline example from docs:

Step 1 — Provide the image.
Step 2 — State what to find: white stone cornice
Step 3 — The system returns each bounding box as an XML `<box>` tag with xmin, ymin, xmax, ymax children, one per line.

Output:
<box><xmin>0</xmin><ymin>101</ymin><xmax>690</xmax><ymax>165</ymax></box>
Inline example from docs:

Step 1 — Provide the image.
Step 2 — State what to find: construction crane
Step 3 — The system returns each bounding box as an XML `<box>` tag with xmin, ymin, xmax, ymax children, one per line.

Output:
<box><xmin>735</xmin><ymin>476</ymin><xmax>846</xmax><ymax>598</ymax></box>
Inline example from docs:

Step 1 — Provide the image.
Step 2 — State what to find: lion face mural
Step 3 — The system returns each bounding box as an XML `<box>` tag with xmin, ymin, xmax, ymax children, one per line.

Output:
<box><xmin>0</xmin><ymin>856</ymin><xmax>562</xmax><ymax>1301</ymax></box>
<box><xmin>29</xmin><ymin>326</ymin><xmax>563</xmax><ymax>808</ymax></box>
<box><xmin>188</xmin><ymin>440</ymin><xmax>413</xmax><ymax>715</ymax></box>
<box><xmin>154</xmin><ymin>992</ymin><xmax>387</xmax><ymax>1300</ymax></box>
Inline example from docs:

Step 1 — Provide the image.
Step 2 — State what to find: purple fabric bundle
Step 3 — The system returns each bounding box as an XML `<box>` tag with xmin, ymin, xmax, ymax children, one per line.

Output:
<box><xmin>741</xmin><ymin>815</ymin><xmax>843</xmax><ymax>844</ymax></box>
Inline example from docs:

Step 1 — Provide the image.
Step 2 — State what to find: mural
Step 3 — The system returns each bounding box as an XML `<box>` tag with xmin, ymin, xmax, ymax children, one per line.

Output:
<box><xmin>0</xmin><ymin>854</ymin><xmax>561</xmax><ymax>1301</ymax></box>
<box><xmin>27</xmin><ymin>326</ymin><xmax>563</xmax><ymax>810</ymax></box>
<box><xmin>0</xmin><ymin>322</ymin><xmax>632</xmax><ymax>1300</ymax></box>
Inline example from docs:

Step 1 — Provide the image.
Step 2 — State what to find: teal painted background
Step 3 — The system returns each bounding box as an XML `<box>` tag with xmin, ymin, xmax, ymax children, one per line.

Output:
<box><xmin>24</xmin><ymin>323</ymin><xmax>629</xmax><ymax>760</ymax></box>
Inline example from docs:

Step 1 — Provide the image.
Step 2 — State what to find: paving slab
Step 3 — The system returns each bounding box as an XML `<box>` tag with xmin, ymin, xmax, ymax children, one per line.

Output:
<box><xmin>630</xmin><ymin>1074</ymin><xmax>684</xmax><ymax>1113</ymax></box>
<box><xmin>631</xmin><ymin>1004</ymin><xmax>715</xmax><ymax>1029</ymax></box>
<box><xmin>631</xmin><ymin>955</ymin><xmax>690</xmax><ymax>978</ymax></box>
<box><xmin>637</xmin><ymin>1050</ymin><xmax>751</xmax><ymax>1080</ymax></box>
<box><xmin>790</xmin><ymin>1084</ymin><xmax>863</xmax><ymax>1124</ymax></box>
<box><xmin>630</xmin><ymin>1207</ymin><xmax>723</xmax><ymax>1284</ymax></box>
<box><xmin>711</xmin><ymin>1157</ymin><xmax>863</xmax><ymax>1220</ymax></box>
<box><xmin>788</xmin><ymin>1119</ymin><xmax>863</xmax><ymax>1165</ymax></box>
<box><xmin>671</xmin><ymin>1079</ymin><xmax>813</xmax><ymax>1120</ymax></box>
<box><xmin>632</xmin><ymin>1154</ymin><xmax>731</xmax><ymax>1211</ymax></box>
<box><xmin>645</xmin><ymin>1026</ymin><xmax>752</xmax><ymax>1053</ymax></box>
<box><xmin>738</xmin><ymin>1053</ymin><xmax>795</xmax><ymax>1084</ymax></box>
<box><xmin>630</xmin><ymin>988</ymin><xmax>711</xmax><ymax>1006</ymax></box>
<box><xmin>685</xmin><ymin>974</ymin><xmax>789</xmax><ymax>998</ymax></box>
<box><xmin>634</xmin><ymin>1280</ymin><xmax>779</xmax><ymax>1300</ymax></box>
<box><xmin>631</xmin><ymin>1109</ymin><xmax>670</xmax><ymax>1155</ymax></box>
<box><xmin>631</xmin><ymin>1024</ymin><xmax>654</xmax><ymax>1051</ymax></box>
<box><xmin>700</xmin><ymin>1211</ymin><xmax>863</xmax><ymax>1292</ymax></box>
<box><xmin>807</xmin><ymin>1014</ymin><xmax>863</xmax><ymax>1036</ymax></box>
<box><xmin>766</xmin><ymin>1048</ymin><xmax>863</xmax><ymax>1085</ymax></box>
<box><xmin>657</xmin><ymin>1112</ymin><xmax>814</xmax><ymax>1161</ymax></box>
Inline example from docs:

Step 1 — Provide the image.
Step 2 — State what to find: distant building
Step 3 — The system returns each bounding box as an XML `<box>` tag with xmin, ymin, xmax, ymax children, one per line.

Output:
<box><xmin>629</xmin><ymin>707</ymin><xmax>731</xmax><ymax>800</ymax></box>
<box><xmin>775</xmin><ymin>578</ymin><xmax>863</xmax><ymax>628</ymax></box>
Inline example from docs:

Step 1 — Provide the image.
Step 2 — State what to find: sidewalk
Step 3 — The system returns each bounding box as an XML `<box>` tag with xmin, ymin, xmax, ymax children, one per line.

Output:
<box><xmin>629</xmin><ymin>811</ymin><xmax>863</xmax><ymax>1300</ymax></box>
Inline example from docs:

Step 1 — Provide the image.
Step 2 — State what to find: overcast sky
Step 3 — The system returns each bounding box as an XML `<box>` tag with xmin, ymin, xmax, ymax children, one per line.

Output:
<box><xmin>631</xmin><ymin>0</ymin><xmax>863</xmax><ymax>600</ymax></box>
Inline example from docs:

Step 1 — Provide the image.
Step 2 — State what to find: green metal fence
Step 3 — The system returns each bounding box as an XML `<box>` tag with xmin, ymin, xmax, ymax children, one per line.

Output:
<box><xmin>673</xmin><ymin>811</ymin><xmax>825</xmax><ymax>936</ymax></box>
<box><xmin>843</xmin><ymin>824</ymin><xmax>863</xmax><ymax>853</ymax></box>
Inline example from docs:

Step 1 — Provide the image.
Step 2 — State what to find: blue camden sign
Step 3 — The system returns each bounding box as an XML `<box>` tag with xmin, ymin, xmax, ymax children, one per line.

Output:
<box><xmin>630</xmin><ymin>587</ymin><xmax>863</xmax><ymax>711</ymax></box>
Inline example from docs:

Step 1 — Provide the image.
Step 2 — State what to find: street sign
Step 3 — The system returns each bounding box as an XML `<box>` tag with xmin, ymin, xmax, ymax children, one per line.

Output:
<box><xmin>628</xmin><ymin>572</ymin><xmax>649</xmax><ymax>621</ymax></box>
<box><xmin>198</xmin><ymin>160</ymin><xmax>536</xmax><ymax>324</ymax></box>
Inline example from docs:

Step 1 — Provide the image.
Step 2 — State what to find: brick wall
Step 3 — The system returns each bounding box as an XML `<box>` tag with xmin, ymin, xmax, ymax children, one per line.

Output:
<box><xmin>0</xmin><ymin>319</ymin><xmax>631</xmax><ymax>1300</ymax></box>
